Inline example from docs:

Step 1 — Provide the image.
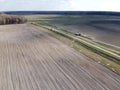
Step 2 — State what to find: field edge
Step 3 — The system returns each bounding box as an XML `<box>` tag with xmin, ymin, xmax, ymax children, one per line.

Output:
<box><xmin>31</xmin><ymin>23</ymin><xmax>120</xmax><ymax>75</ymax></box>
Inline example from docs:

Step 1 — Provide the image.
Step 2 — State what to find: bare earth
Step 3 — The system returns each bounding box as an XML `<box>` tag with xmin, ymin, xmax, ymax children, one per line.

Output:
<box><xmin>0</xmin><ymin>24</ymin><xmax>120</xmax><ymax>90</ymax></box>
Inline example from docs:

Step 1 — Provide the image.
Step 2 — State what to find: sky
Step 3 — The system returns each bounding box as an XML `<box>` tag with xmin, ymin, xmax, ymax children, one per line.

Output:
<box><xmin>0</xmin><ymin>0</ymin><xmax>120</xmax><ymax>11</ymax></box>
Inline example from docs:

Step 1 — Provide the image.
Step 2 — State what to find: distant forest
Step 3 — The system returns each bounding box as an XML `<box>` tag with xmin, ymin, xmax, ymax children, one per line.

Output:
<box><xmin>4</xmin><ymin>11</ymin><xmax>120</xmax><ymax>16</ymax></box>
<box><xmin>0</xmin><ymin>13</ymin><xmax>27</xmax><ymax>25</ymax></box>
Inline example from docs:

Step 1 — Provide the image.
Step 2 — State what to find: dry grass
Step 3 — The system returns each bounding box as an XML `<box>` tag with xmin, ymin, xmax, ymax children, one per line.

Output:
<box><xmin>0</xmin><ymin>13</ymin><xmax>27</xmax><ymax>25</ymax></box>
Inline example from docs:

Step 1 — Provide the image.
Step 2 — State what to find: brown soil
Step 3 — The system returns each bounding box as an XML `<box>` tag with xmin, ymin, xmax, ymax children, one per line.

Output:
<box><xmin>0</xmin><ymin>24</ymin><xmax>120</xmax><ymax>90</ymax></box>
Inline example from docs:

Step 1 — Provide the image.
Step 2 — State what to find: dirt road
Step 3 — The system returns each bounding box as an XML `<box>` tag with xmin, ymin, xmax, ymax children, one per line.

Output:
<box><xmin>0</xmin><ymin>24</ymin><xmax>120</xmax><ymax>90</ymax></box>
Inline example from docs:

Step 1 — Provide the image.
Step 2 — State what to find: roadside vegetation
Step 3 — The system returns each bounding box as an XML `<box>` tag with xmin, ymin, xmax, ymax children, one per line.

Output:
<box><xmin>26</xmin><ymin>15</ymin><xmax>120</xmax><ymax>46</ymax></box>
<box><xmin>0</xmin><ymin>13</ymin><xmax>27</xmax><ymax>25</ymax></box>
<box><xmin>27</xmin><ymin>15</ymin><xmax>120</xmax><ymax>75</ymax></box>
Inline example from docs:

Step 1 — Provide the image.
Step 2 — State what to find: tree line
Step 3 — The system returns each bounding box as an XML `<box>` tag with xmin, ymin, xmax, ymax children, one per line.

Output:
<box><xmin>0</xmin><ymin>13</ymin><xmax>27</xmax><ymax>25</ymax></box>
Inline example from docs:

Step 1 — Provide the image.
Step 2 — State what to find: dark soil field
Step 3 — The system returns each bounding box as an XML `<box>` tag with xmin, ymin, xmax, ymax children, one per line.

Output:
<box><xmin>46</xmin><ymin>16</ymin><xmax>120</xmax><ymax>47</ymax></box>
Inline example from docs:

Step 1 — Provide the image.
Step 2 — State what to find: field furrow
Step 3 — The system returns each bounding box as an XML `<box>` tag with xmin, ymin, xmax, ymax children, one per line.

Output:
<box><xmin>0</xmin><ymin>24</ymin><xmax>120</xmax><ymax>90</ymax></box>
